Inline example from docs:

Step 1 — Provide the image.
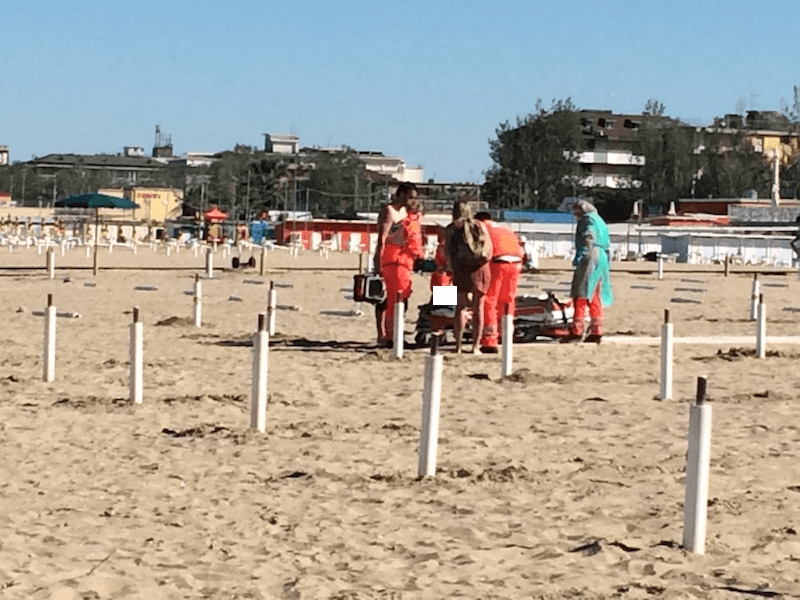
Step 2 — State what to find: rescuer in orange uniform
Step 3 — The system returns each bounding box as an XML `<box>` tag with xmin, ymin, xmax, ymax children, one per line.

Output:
<box><xmin>380</xmin><ymin>197</ymin><xmax>425</xmax><ymax>345</ymax></box>
<box><xmin>474</xmin><ymin>212</ymin><xmax>524</xmax><ymax>353</ymax></box>
<box><xmin>429</xmin><ymin>227</ymin><xmax>453</xmax><ymax>292</ymax></box>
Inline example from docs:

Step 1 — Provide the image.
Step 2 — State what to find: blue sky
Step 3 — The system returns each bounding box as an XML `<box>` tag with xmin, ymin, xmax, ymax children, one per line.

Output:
<box><xmin>3</xmin><ymin>0</ymin><xmax>800</xmax><ymax>183</ymax></box>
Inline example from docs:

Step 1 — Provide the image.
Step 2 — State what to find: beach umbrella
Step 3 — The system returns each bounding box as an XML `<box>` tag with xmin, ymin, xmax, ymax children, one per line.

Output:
<box><xmin>203</xmin><ymin>206</ymin><xmax>228</xmax><ymax>221</ymax></box>
<box><xmin>55</xmin><ymin>193</ymin><xmax>139</xmax><ymax>275</ymax></box>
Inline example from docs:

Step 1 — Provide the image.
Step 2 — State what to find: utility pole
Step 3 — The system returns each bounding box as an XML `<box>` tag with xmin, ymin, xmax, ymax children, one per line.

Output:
<box><xmin>230</xmin><ymin>178</ymin><xmax>238</xmax><ymax>241</ymax></box>
<box><xmin>246</xmin><ymin>169</ymin><xmax>251</xmax><ymax>223</ymax></box>
<box><xmin>771</xmin><ymin>148</ymin><xmax>781</xmax><ymax>208</ymax></box>
<box><xmin>354</xmin><ymin>172</ymin><xmax>359</xmax><ymax>215</ymax></box>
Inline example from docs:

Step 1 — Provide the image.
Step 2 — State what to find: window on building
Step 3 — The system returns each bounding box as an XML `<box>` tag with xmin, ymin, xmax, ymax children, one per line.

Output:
<box><xmin>624</xmin><ymin>119</ymin><xmax>640</xmax><ymax>129</ymax></box>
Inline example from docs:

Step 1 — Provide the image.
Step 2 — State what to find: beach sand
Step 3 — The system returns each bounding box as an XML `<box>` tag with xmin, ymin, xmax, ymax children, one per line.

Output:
<box><xmin>1</xmin><ymin>244</ymin><xmax>800</xmax><ymax>599</ymax></box>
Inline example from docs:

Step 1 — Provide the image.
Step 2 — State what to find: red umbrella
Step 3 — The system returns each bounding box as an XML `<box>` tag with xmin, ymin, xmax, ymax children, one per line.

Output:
<box><xmin>204</xmin><ymin>206</ymin><xmax>228</xmax><ymax>221</ymax></box>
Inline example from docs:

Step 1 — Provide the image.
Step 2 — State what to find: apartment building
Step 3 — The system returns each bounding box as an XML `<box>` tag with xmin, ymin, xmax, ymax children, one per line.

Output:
<box><xmin>576</xmin><ymin>110</ymin><xmax>648</xmax><ymax>189</ymax></box>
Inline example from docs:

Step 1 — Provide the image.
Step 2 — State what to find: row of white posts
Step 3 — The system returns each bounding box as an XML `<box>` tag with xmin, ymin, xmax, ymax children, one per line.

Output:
<box><xmin>41</xmin><ymin>273</ymin><xmax>281</xmax><ymax>386</ymax></box>
<box><xmin>39</xmin><ymin>274</ymin><xmax>768</xmax><ymax>556</ymax></box>
<box><xmin>40</xmin><ymin>244</ymin><xmax>275</xmax><ymax>282</ymax></box>
<box><xmin>657</xmin><ymin>283</ymin><xmax>772</xmax><ymax>554</ymax></box>
<box><xmin>660</xmin><ymin>281</ymin><xmax>770</xmax><ymax>400</ymax></box>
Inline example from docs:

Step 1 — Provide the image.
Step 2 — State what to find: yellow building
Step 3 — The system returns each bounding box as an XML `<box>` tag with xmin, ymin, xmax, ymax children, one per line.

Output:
<box><xmin>99</xmin><ymin>187</ymin><xmax>184</xmax><ymax>223</ymax></box>
<box><xmin>749</xmin><ymin>132</ymin><xmax>800</xmax><ymax>165</ymax></box>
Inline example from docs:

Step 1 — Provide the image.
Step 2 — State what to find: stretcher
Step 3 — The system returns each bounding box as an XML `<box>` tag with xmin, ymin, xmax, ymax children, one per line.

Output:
<box><xmin>413</xmin><ymin>292</ymin><xmax>573</xmax><ymax>347</ymax></box>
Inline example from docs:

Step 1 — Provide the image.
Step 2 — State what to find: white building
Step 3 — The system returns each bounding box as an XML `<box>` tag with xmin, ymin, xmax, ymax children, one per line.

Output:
<box><xmin>357</xmin><ymin>150</ymin><xmax>424</xmax><ymax>184</ymax></box>
<box><xmin>263</xmin><ymin>133</ymin><xmax>300</xmax><ymax>155</ymax></box>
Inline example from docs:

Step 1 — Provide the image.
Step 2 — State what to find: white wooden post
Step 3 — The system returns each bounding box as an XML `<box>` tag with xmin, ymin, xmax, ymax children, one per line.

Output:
<box><xmin>205</xmin><ymin>247</ymin><xmax>214</xmax><ymax>279</ymax></box>
<box><xmin>756</xmin><ymin>293</ymin><xmax>766</xmax><ymax>359</ymax></box>
<box><xmin>418</xmin><ymin>336</ymin><xmax>444</xmax><ymax>477</ymax></box>
<box><xmin>130</xmin><ymin>307</ymin><xmax>143</xmax><ymax>404</ymax></box>
<box><xmin>660</xmin><ymin>309</ymin><xmax>673</xmax><ymax>400</ymax></box>
<box><xmin>749</xmin><ymin>274</ymin><xmax>759</xmax><ymax>321</ymax></box>
<box><xmin>657</xmin><ymin>255</ymin><xmax>664</xmax><ymax>280</ymax></box>
<box><xmin>267</xmin><ymin>281</ymin><xmax>277</xmax><ymax>336</ymax></box>
<box><xmin>47</xmin><ymin>248</ymin><xmax>55</xmax><ymax>280</ymax></box>
<box><xmin>683</xmin><ymin>377</ymin><xmax>712</xmax><ymax>554</ymax></box>
<box><xmin>260</xmin><ymin>245</ymin><xmax>267</xmax><ymax>277</ymax></box>
<box><xmin>501</xmin><ymin>305</ymin><xmax>513</xmax><ymax>378</ymax></box>
<box><xmin>250</xmin><ymin>313</ymin><xmax>269</xmax><ymax>432</ymax></box>
<box><xmin>393</xmin><ymin>292</ymin><xmax>404</xmax><ymax>359</ymax></box>
<box><xmin>193</xmin><ymin>274</ymin><xmax>202</xmax><ymax>327</ymax></box>
<box><xmin>43</xmin><ymin>294</ymin><xmax>56</xmax><ymax>382</ymax></box>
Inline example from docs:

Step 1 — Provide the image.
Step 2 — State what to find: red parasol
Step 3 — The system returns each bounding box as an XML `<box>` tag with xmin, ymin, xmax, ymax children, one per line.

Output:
<box><xmin>204</xmin><ymin>206</ymin><xmax>228</xmax><ymax>222</ymax></box>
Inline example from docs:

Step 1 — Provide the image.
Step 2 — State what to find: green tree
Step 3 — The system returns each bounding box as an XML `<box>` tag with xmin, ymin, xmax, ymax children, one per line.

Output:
<box><xmin>247</xmin><ymin>156</ymin><xmax>290</xmax><ymax>216</ymax></box>
<box><xmin>206</xmin><ymin>149</ymin><xmax>255</xmax><ymax>219</ymax></box>
<box><xmin>303</xmin><ymin>148</ymin><xmax>369</xmax><ymax>217</ymax></box>
<box><xmin>782</xmin><ymin>155</ymin><xmax>800</xmax><ymax>199</ymax></box>
<box><xmin>637</xmin><ymin>115</ymin><xmax>696</xmax><ymax>211</ymax></box>
<box><xmin>482</xmin><ymin>98</ymin><xmax>582</xmax><ymax>210</ymax></box>
<box><xmin>780</xmin><ymin>85</ymin><xmax>800</xmax><ymax>125</ymax></box>
<box><xmin>693</xmin><ymin>129</ymin><xmax>770</xmax><ymax>199</ymax></box>
<box><xmin>780</xmin><ymin>85</ymin><xmax>800</xmax><ymax>198</ymax></box>
<box><xmin>643</xmin><ymin>98</ymin><xmax>666</xmax><ymax>116</ymax></box>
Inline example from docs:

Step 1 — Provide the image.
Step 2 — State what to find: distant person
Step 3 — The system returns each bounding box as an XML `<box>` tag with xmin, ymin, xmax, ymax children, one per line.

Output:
<box><xmin>373</xmin><ymin>182</ymin><xmax>416</xmax><ymax>346</ymax></box>
<box><xmin>380</xmin><ymin>196</ymin><xmax>425</xmax><ymax>346</ymax></box>
<box><xmin>444</xmin><ymin>200</ymin><xmax>492</xmax><ymax>354</ymax></box>
<box><xmin>474</xmin><ymin>212</ymin><xmax>524</xmax><ymax>353</ymax></box>
<box><xmin>562</xmin><ymin>199</ymin><xmax>613</xmax><ymax>343</ymax></box>
<box><xmin>429</xmin><ymin>226</ymin><xmax>453</xmax><ymax>294</ymax></box>
<box><xmin>520</xmin><ymin>235</ymin><xmax>539</xmax><ymax>271</ymax></box>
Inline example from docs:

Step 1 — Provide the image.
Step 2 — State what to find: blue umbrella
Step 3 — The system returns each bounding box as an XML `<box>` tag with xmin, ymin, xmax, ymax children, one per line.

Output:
<box><xmin>55</xmin><ymin>193</ymin><xmax>139</xmax><ymax>275</ymax></box>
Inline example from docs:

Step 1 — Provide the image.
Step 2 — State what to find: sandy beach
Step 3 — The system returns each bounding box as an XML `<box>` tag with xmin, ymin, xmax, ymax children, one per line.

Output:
<box><xmin>2</xmin><ymin>244</ymin><xmax>800</xmax><ymax>599</ymax></box>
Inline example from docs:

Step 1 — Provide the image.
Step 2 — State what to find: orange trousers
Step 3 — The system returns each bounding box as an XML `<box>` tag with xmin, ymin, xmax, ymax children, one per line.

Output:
<box><xmin>480</xmin><ymin>261</ymin><xmax>521</xmax><ymax>348</ymax></box>
<box><xmin>383</xmin><ymin>264</ymin><xmax>412</xmax><ymax>340</ymax></box>
<box><xmin>570</xmin><ymin>286</ymin><xmax>603</xmax><ymax>336</ymax></box>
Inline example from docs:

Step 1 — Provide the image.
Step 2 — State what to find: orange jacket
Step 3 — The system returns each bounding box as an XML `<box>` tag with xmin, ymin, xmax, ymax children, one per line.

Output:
<box><xmin>381</xmin><ymin>213</ymin><xmax>424</xmax><ymax>269</ymax></box>
<box><xmin>485</xmin><ymin>221</ymin><xmax>524</xmax><ymax>259</ymax></box>
<box><xmin>434</xmin><ymin>241</ymin><xmax>448</xmax><ymax>268</ymax></box>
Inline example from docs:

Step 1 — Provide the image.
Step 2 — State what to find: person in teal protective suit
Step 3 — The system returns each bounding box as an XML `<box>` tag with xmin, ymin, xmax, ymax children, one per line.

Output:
<box><xmin>562</xmin><ymin>199</ymin><xmax>613</xmax><ymax>344</ymax></box>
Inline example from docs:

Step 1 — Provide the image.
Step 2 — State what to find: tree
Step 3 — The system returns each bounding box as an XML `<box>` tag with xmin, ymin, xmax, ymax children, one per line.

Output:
<box><xmin>637</xmin><ymin>115</ymin><xmax>696</xmax><ymax>210</ymax></box>
<box><xmin>203</xmin><ymin>149</ymin><xmax>292</xmax><ymax>220</ymax></box>
<box><xmin>247</xmin><ymin>156</ymin><xmax>290</xmax><ymax>216</ymax></box>
<box><xmin>482</xmin><ymin>98</ymin><xmax>581</xmax><ymax>210</ymax></box>
<box><xmin>781</xmin><ymin>154</ymin><xmax>800</xmax><ymax>199</ymax></box>
<box><xmin>780</xmin><ymin>85</ymin><xmax>800</xmax><ymax>125</ymax></box>
<box><xmin>643</xmin><ymin>98</ymin><xmax>666</xmax><ymax>116</ymax></box>
<box><xmin>303</xmin><ymin>148</ymin><xmax>369</xmax><ymax>217</ymax></box>
<box><xmin>693</xmin><ymin>128</ymin><xmax>770</xmax><ymax>199</ymax></box>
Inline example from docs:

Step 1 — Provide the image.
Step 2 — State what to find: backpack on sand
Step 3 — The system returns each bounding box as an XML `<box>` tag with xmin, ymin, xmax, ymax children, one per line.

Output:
<box><xmin>453</xmin><ymin>217</ymin><xmax>490</xmax><ymax>269</ymax></box>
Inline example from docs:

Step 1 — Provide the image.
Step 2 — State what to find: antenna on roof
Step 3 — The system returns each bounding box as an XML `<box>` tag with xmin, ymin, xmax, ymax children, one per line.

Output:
<box><xmin>153</xmin><ymin>124</ymin><xmax>173</xmax><ymax>158</ymax></box>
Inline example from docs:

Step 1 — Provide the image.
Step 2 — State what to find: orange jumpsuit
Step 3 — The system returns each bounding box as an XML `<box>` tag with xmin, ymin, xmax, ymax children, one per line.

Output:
<box><xmin>380</xmin><ymin>213</ymin><xmax>424</xmax><ymax>340</ymax></box>
<box><xmin>480</xmin><ymin>221</ymin><xmax>524</xmax><ymax>348</ymax></box>
<box><xmin>430</xmin><ymin>239</ymin><xmax>453</xmax><ymax>290</ymax></box>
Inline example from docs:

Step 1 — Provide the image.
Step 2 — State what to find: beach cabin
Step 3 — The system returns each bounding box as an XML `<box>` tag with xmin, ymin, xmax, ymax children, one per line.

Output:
<box><xmin>660</xmin><ymin>232</ymin><xmax>794</xmax><ymax>266</ymax></box>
